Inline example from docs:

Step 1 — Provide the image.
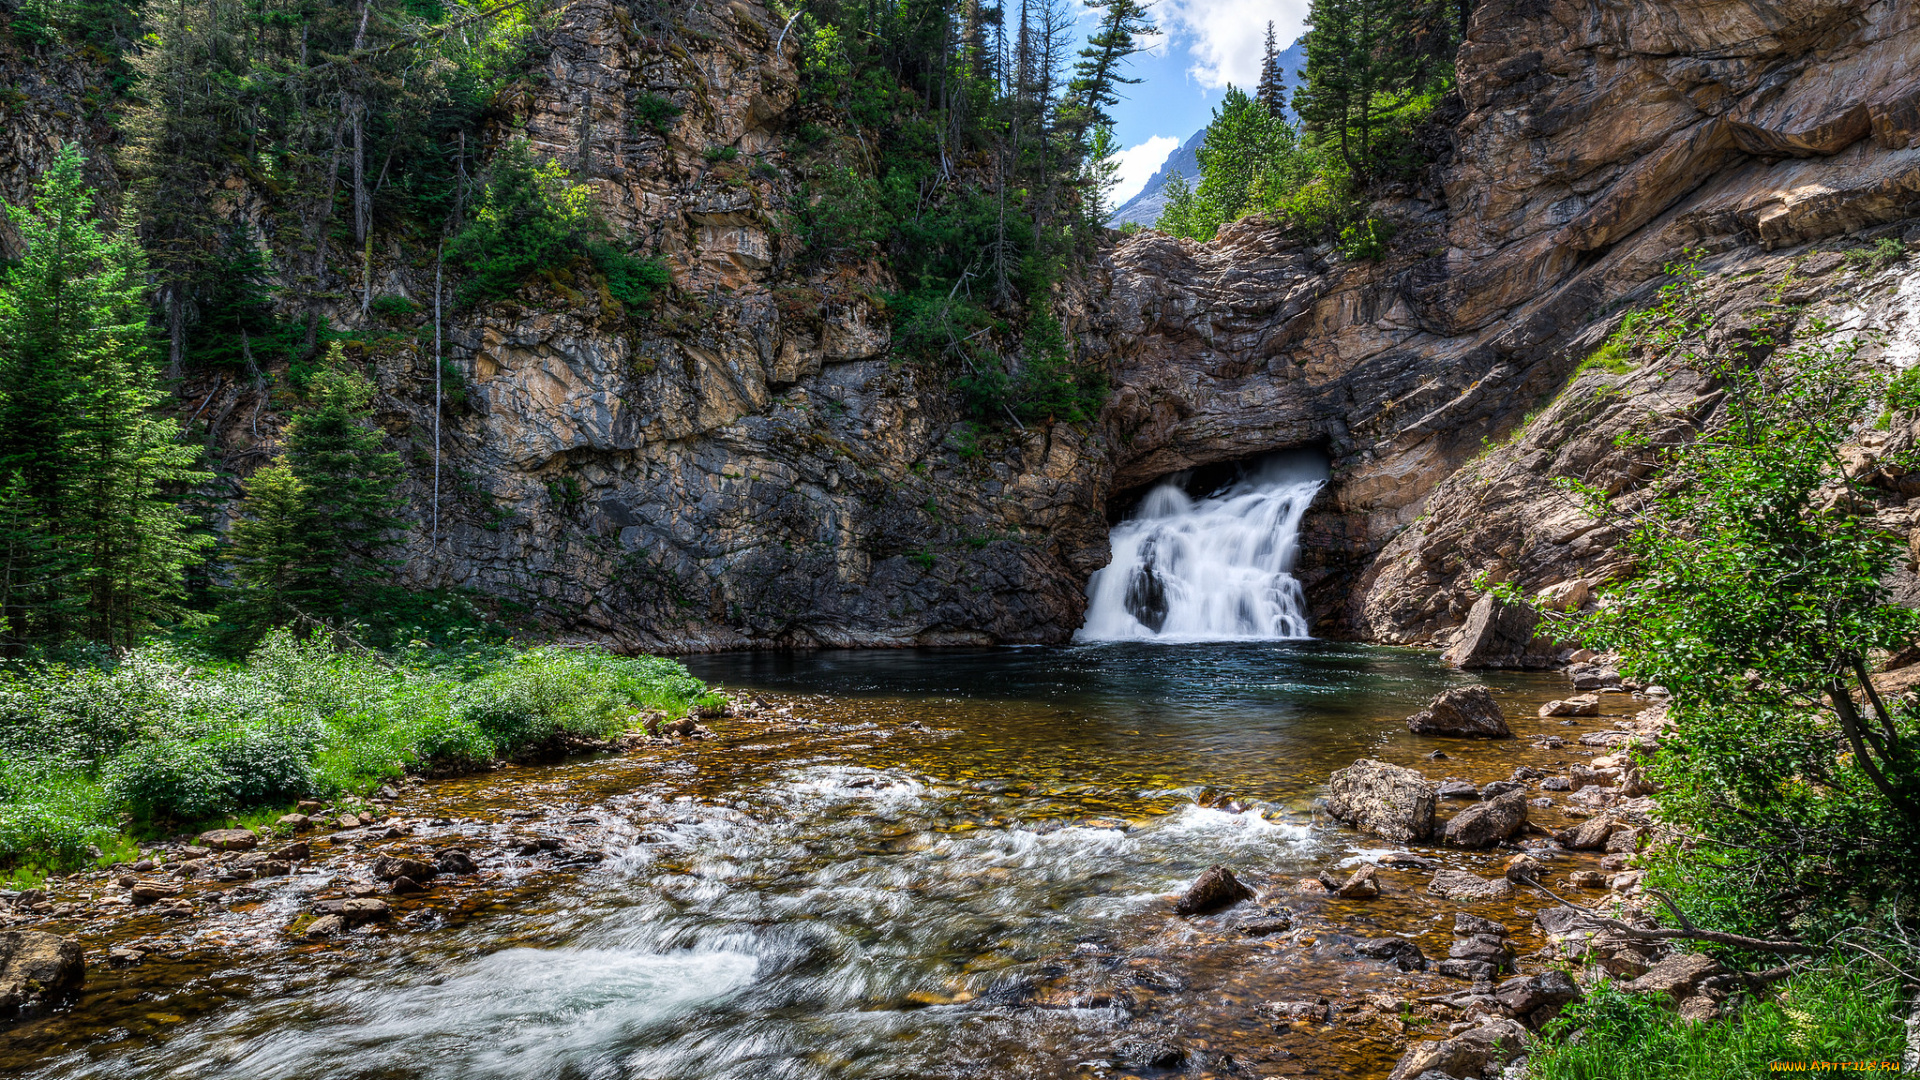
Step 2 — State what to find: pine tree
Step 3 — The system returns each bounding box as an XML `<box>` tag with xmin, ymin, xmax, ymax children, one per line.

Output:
<box><xmin>0</xmin><ymin>144</ymin><xmax>210</xmax><ymax>649</ymax></box>
<box><xmin>1255</xmin><ymin>22</ymin><xmax>1287</xmax><ymax>118</ymax></box>
<box><xmin>278</xmin><ymin>344</ymin><xmax>409</xmax><ymax>616</ymax></box>
<box><xmin>1291</xmin><ymin>0</ymin><xmax>1413</xmax><ymax>181</ymax></box>
<box><xmin>1063</xmin><ymin>0</ymin><xmax>1156</xmax><ymax>135</ymax></box>
<box><xmin>221</xmin><ymin>462</ymin><xmax>318</xmax><ymax>636</ymax></box>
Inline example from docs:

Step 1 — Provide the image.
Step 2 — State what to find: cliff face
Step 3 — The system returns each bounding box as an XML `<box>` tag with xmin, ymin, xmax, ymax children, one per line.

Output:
<box><xmin>1078</xmin><ymin>0</ymin><xmax>1920</xmax><ymax>642</ymax></box>
<box><xmin>5</xmin><ymin>0</ymin><xmax>1919</xmax><ymax>651</ymax></box>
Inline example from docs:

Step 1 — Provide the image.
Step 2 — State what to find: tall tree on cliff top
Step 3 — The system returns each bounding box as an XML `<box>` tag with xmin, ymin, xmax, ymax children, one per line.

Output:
<box><xmin>1255</xmin><ymin>21</ymin><xmax>1286</xmax><ymax>118</ymax></box>
<box><xmin>0</xmin><ymin>145</ymin><xmax>210</xmax><ymax>650</ymax></box>
<box><xmin>1063</xmin><ymin>0</ymin><xmax>1156</xmax><ymax>137</ymax></box>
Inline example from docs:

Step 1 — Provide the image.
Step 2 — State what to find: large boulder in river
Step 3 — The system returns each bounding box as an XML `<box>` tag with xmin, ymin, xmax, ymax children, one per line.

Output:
<box><xmin>0</xmin><ymin>931</ymin><xmax>84</xmax><ymax>1017</ymax></box>
<box><xmin>1174</xmin><ymin>865</ymin><xmax>1254</xmax><ymax>915</ymax></box>
<box><xmin>1443</xmin><ymin>594</ymin><xmax>1559</xmax><ymax>669</ymax></box>
<box><xmin>1406</xmin><ymin>687</ymin><xmax>1513</xmax><ymax>739</ymax></box>
<box><xmin>1325</xmin><ymin>759</ymin><xmax>1436</xmax><ymax>842</ymax></box>
<box><xmin>1443</xmin><ymin>790</ymin><xmax>1530</xmax><ymax>848</ymax></box>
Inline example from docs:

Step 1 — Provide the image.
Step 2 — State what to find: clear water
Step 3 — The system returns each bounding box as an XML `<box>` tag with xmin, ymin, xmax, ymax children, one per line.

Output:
<box><xmin>10</xmin><ymin>644</ymin><xmax>1595</xmax><ymax>1080</ymax></box>
<box><xmin>1078</xmin><ymin>452</ymin><xmax>1328</xmax><ymax>642</ymax></box>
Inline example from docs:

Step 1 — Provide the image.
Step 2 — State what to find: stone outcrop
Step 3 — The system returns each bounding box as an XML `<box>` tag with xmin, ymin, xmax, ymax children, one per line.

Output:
<box><xmin>6</xmin><ymin>0</ymin><xmax>1920</xmax><ymax>650</ymax></box>
<box><xmin>0</xmin><ymin>931</ymin><xmax>84</xmax><ymax>1016</ymax></box>
<box><xmin>1386</xmin><ymin>1017</ymin><xmax>1529</xmax><ymax>1080</ymax></box>
<box><xmin>1324</xmin><ymin>759</ymin><xmax>1437</xmax><ymax>842</ymax></box>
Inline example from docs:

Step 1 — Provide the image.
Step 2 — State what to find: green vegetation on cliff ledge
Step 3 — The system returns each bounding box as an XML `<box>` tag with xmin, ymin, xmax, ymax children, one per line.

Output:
<box><xmin>780</xmin><ymin>0</ymin><xmax>1146</xmax><ymax>424</ymax></box>
<box><xmin>0</xmin><ymin>633</ymin><xmax>717</xmax><ymax>883</ymax></box>
<box><xmin>1157</xmin><ymin>0</ymin><xmax>1460</xmax><ymax>246</ymax></box>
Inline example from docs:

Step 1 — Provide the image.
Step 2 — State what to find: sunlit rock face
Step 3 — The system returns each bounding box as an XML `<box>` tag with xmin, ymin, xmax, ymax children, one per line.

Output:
<box><xmin>5</xmin><ymin>0</ymin><xmax>1916</xmax><ymax>650</ymax></box>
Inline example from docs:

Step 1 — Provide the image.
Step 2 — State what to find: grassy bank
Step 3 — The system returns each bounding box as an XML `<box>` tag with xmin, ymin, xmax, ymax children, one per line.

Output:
<box><xmin>1528</xmin><ymin>964</ymin><xmax>1911</xmax><ymax>1079</ymax></box>
<box><xmin>0</xmin><ymin>632</ymin><xmax>720</xmax><ymax>885</ymax></box>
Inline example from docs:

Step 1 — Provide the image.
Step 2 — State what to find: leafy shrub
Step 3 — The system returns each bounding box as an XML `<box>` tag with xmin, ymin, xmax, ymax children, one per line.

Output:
<box><xmin>370</xmin><ymin>294</ymin><xmax>420</xmax><ymax>321</ymax></box>
<box><xmin>446</xmin><ymin>138</ymin><xmax>668</xmax><ymax>314</ymax></box>
<box><xmin>0</xmin><ymin>633</ymin><xmax>713</xmax><ymax>872</ymax></box>
<box><xmin>1845</xmin><ymin>236</ymin><xmax>1906</xmax><ymax>273</ymax></box>
<box><xmin>103</xmin><ymin>736</ymin><xmax>235</xmax><ymax>821</ymax></box>
<box><xmin>702</xmin><ymin>145</ymin><xmax>740</xmax><ymax>163</ymax></box>
<box><xmin>1338</xmin><ymin>217</ymin><xmax>1394</xmax><ymax>261</ymax></box>
<box><xmin>1529</xmin><ymin>968</ymin><xmax>1908</xmax><ymax>1080</ymax></box>
<box><xmin>630</xmin><ymin>91</ymin><xmax>683</xmax><ymax>135</ymax></box>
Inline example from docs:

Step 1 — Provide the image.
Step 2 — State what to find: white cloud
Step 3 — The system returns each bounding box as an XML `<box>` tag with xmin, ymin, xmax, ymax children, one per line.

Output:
<box><xmin>1110</xmin><ymin>135</ymin><xmax>1181</xmax><ymax>205</ymax></box>
<box><xmin>1160</xmin><ymin>0</ymin><xmax>1310</xmax><ymax>90</ymax></box>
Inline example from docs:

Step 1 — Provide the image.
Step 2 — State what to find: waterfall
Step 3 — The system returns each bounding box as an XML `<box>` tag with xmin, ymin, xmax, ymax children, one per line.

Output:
<box><xmin>1076</xmin><ymin>451</ymin><xmax>1328</xmax><ymax>642</ymax></box>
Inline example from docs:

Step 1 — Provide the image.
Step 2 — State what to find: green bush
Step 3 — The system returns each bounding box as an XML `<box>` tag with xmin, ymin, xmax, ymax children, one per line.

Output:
<box><xmin>446</xmin><ymin>138</ymin><xmax>669</xmax><ymax>314</ymax></box>
<box><xmin>702</xmin><ymin>145</ymin><xmax>740</xmax><ymax>163</ymax></box>
<box><xmin>630</xmin><ymin>91</ymin><xmax>683</xmax><ymax>135</ymax></box>
<box><xmin>1529</xmin><ymin>968</ymin><xmax>1908</xmax><ymax>1080</ymax></box>
<box><xmin>370</xmin><ymin>294</ymin><xmax>420</xmax><ymax>321</ymax></box>
<box><xmin>0</xmin><ymin>633</ymin><xmax>714</xmax><ymax>872</ymax></box>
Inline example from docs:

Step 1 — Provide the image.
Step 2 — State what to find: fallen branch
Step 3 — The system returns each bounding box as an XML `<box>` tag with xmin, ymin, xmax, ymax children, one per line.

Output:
<box><xmin>1570</xmin><ymin>889</ymin><xmax>1812</xmax><ymax>955</ymax></box>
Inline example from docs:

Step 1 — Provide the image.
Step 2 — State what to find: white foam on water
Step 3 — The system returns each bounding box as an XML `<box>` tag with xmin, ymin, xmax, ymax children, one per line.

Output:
<box><xmin>1077</xmin><ymin>452</ymin><xmax>1328</xmax><ymax>642</ymax></box>
<box><xmin>174</xmin><ymin>946</ymin><xmax>758</xmax><ymax>1080</ymax></box>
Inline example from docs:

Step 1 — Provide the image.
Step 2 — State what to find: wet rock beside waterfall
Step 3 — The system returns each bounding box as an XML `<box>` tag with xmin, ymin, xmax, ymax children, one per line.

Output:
<box><xmin>1324</xmin><ymin>759</ymin><xmax>1436</xmax><ymax>842</ymax></box>
<box><xmin>1175</xmin><ymin>865</ymin><xmax>1254</xmax><ymax>915</ymax></box>
<box><xmin>1437</xmin><ymin>780</ymin><xmax>1479</xmax><ymax>799</ymax></box>
<box><xmin>437</xmin><ymin>849</ymin><xmax>478</xmax><ymax>875</ymax></box>
<box><xmin>372</xmin><ymin>855</ymin><xmax>438</xmax><ymax>882</ymax></box>
<box><xmin>1405</xmin><ymin>687</ymin><xmax>1514</xmax><ymax>739</ymax></box>
<box><xmin>1258</xmin><ymin>999</ymin><xmax>1332</xmax><ymax>1024</ymax></box>
<box><xmin>0</xmin><ymin>931</ymin><xmax>84</xmax><ymax>1017</ymax></box>
<box><xmin>305</xmin><ymin>914</ymin><xmax>347</xmax><ymax>939</ymax></box>
<box><xmin>1442</xmin><ymin>594</ymin><xmax>1557</xmax><ymax>670</ymax></box>
<box><xmin>1443</xmin><ymin>790</ymin><xmax>1530</xmax><ymax>848</ymax></box>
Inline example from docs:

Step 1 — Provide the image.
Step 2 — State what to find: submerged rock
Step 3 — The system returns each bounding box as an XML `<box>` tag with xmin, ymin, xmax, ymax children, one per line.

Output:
<box><xmin>1174</xmin><ymin>865</ymin><xmax>1254</xmax><ymax>916</ymax></box>
<box><xmin>1427</xmin><ymin>869</ymin><xmax>1514</xmax><ymax>902</ymax></box>
<box><xmin>1406</xmin><ymin>687</ymin><xmax>1514</xmax><ymax>739</ymax></box>
<box><xmin>1325</xmin><ymin>759</ymin><xmax>1436</xmax><ymax>842</ymax></box>
<box><xmin>1355</xmin><ymin>937</ymin><xmax>1428</xmax><ymax>972</ymax></box>
<box><xmin>0</xmin><ymin>931</ymin><xmax>84</xmax><ymax>1017</ymax></box>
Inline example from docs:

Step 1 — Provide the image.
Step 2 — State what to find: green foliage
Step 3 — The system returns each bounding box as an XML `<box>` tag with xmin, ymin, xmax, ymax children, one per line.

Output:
<box><xmin>370</xmin><ymin>294</ymin><xmax>420</xmax><ymax>321</ymax></box>
<box><xmin>1845</xmin><ymin>237</ymin><xmax>1908</xmax><ymax>273</ymax></box>
<box><xmin>1528</xmin><ymin>967</ymin><xmax>1909</xmax><ymax>1079</ymax></box>
<box><xmin>0</xmin><ymin>633</ymin><xmax>714</xmax><ymax>872</ymax></box>
<box><xmin>0</xmin><ymin>144</ymin><xmax>211</xmax><ymax>650</ymax></box>
<box><xmin>702</xmin><ymin>145</ymin><xmax>741</xmax><ymax>163</ymax></box>
<box><xmin>1292</xmin><ymin>0</ymin><xmax>1456</xmax><ymax>183</ymax></box>
<box><xmin>1337</xmin><ymin>216</ymin><xmax>1394</xmax><ymax>260</ymax></box>
<box><xmin>630</xmin><ymin>91</ymin><xmax>683</xmax><ymax>135</ymax></box>
<box><xmin>1577</xmin><ymin>312</ymin><xmax>1644</xmax><ymax>376</ymax></box>
<box><xmin>447</xmin><ymin>139</ymin><xmax>668</xmax><ymax>315</ymax></box>
<box><xmin>1553</xmin><ymin>256</ymin><xmax>1920</xmax><ymax>942</ymax></box>
<box><xmin>217</xmin><ymin>344</ymin><xmax>409</xmax><ymax>645</ymax></box>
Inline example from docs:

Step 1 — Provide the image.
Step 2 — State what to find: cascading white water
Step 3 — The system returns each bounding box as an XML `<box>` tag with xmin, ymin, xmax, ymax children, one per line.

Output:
<box><xmin>1076</xmin><ymin>451</ymin><xmax>1328</xmax><ymax>642</ymax></box>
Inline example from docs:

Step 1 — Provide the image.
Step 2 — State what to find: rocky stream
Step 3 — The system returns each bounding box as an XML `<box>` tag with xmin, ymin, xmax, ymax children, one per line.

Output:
<box><xmin>0</xmin><ymin>643</ymin><xmax>1687</xmax><ymax>1080</ymax></box>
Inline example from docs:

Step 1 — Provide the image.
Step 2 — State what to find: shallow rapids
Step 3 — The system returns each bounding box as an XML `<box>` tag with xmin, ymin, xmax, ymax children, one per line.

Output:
<box><xmin>9</xmin><ymin>643</ymin><xmax>1598</xmax><ymax>1080</ymax></box>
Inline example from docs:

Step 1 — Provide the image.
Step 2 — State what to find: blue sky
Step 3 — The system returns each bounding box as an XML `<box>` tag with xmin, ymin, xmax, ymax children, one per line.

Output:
<box><xmin>1097</xmin><ymin>0</ymin><xmax>1312</xmax><ymax>203</ymax></box>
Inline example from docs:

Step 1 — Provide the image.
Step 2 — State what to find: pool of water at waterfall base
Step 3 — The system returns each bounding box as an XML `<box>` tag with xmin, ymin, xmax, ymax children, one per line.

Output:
<box><xmin>5</xmin><ymin>642</ymin><xmax>1633</xmax><ymax>1080</ymax></box>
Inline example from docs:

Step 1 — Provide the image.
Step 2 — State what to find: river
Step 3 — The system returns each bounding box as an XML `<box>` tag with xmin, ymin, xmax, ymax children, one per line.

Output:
<box><xmin>7</xmin><ymin>642</ymin><xmax>1596</xmax><ymax>1080</ymax></box>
